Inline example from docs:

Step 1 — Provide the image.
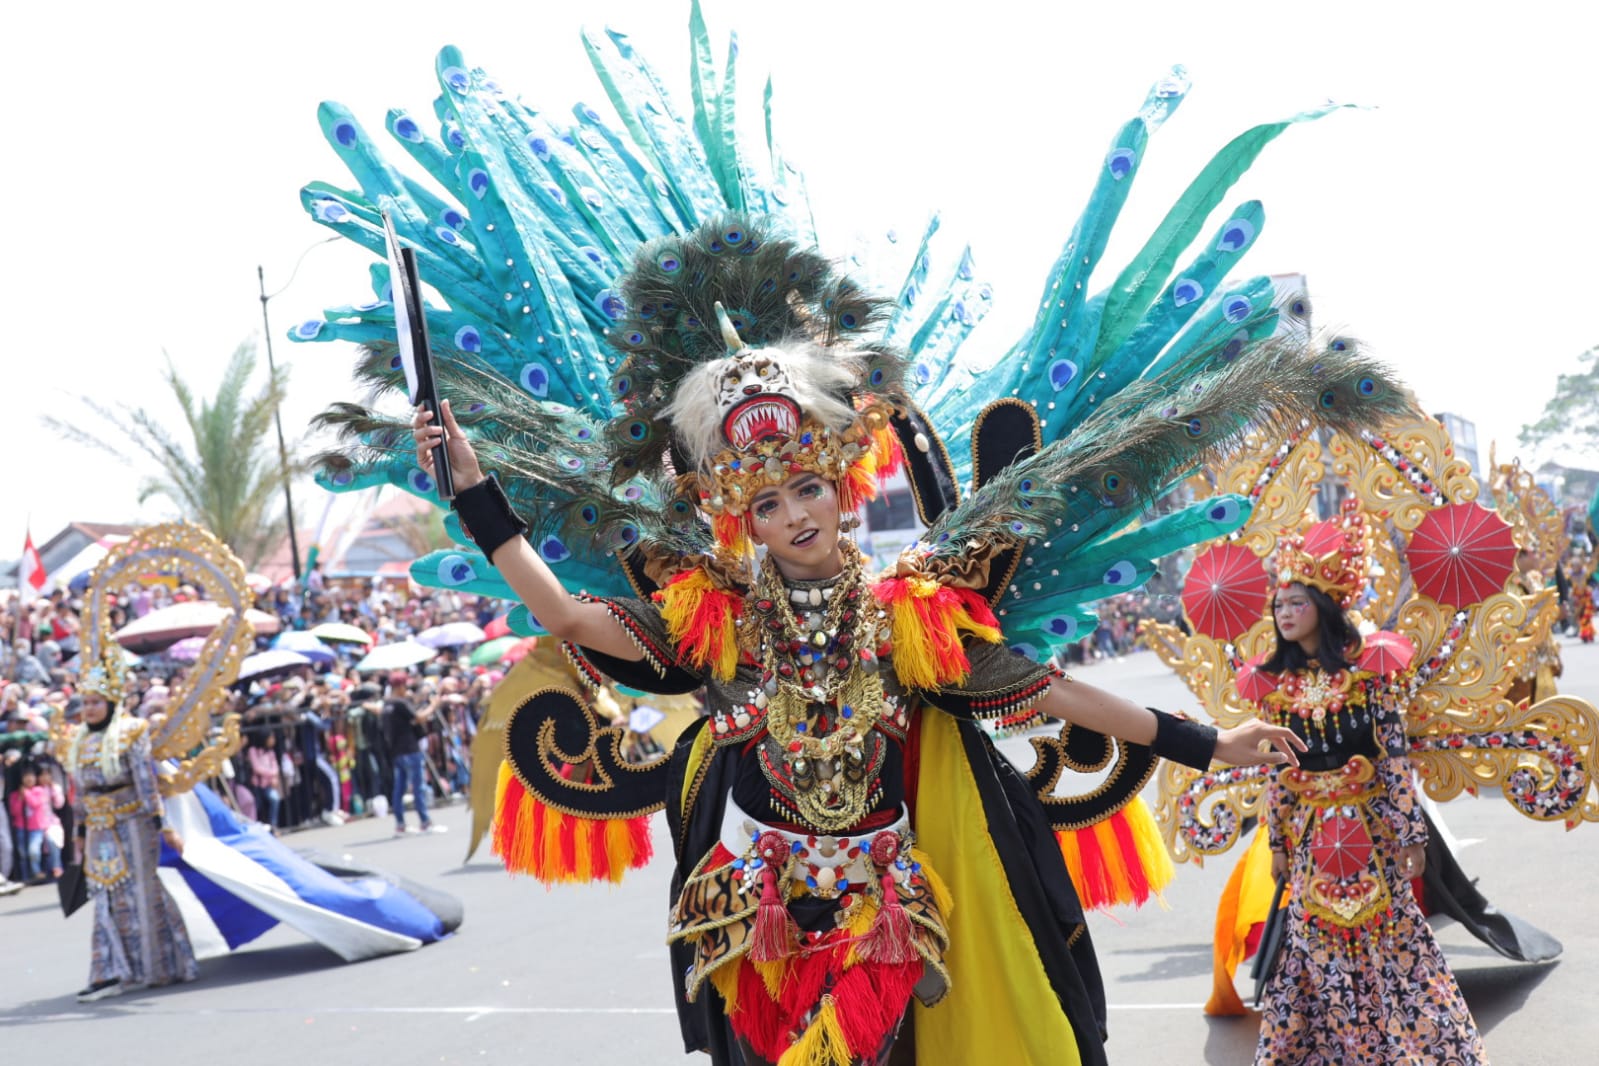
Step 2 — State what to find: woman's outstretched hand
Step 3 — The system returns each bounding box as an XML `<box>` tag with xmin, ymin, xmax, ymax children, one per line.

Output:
<box><xmin>413</xmin><ymin>400</ymin><xmax>485</xmax><ymax>492</ymax></box>
<box><xmin>1213</xmin><ymin>718</ymin><xmax>1307</xmax><ymax>768</ymax></box>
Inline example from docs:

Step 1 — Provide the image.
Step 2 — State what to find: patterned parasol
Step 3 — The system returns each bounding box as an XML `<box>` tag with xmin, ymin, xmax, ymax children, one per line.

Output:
<box><xmin>1408</xmin><ymin>503</ymin><xmax>1518</xmax><ymax>608</ymax></box>
<box><xmin>1310</xmin><ymin>813</ymin><xmax>1374</xmax><ymax>880</ymax></box>
<box><xmin>1181</xmin><ymin>543</ymin><xmax>1270</xmax><ymax>640</ymax></box>
<box><xmin>1357</xmin><ymin>630</ymin><xmax>1414</xmax><ymax>676</ymax></box>
<box><xmin>1235</xmin><ymin>653</ymin><xmax>1279</xmax><ymax>702</ymax></box>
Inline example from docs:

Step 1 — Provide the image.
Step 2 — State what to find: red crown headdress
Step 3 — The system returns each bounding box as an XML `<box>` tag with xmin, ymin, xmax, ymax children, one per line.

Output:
<box><xmin>1272</xmin><ymin>499</ymin><xmax>1370</xmax><ymax>610</ymax></box>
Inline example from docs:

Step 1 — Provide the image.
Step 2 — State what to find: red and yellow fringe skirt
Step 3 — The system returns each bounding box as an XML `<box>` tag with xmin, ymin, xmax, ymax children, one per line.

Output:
<box><xmin>668</xmin><ymin>824</ymin><xmax>951</xmax><ymax>1066</ymax></box>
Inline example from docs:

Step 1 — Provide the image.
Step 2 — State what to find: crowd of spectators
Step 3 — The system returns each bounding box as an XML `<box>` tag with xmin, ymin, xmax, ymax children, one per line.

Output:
<box><xmin>0</xmin><ymin>570</ymin><xmax>507</xmax><ymax>894</ymax></box>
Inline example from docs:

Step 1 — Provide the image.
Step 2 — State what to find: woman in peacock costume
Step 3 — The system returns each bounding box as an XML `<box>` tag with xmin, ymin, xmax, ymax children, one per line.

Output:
<box><xmin>301</xmin><ymin>8</ymin><xmax>1421</xmax><ymax>1064</ymax></box>
<box><xmin>1143</xmin><ymin>414</ymin><xmax>1599</xmax><ymax>1061</ymax></box>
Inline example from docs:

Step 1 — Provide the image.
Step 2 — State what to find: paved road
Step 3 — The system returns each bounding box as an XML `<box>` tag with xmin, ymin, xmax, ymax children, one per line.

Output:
<box><xmin>4</xmin><ymin>641</ymin><xmax>1597</xmax><ymax>1064</ymax></box>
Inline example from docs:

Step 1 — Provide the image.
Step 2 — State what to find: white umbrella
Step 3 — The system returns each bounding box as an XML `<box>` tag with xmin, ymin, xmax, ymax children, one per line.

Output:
<box><xmin>271</xmin><ymin>631</ymin><xmax>337</xmax><ymax>664</ymax></box>
<box><xmin>237</xmin><ymin>649</ymin><xmax>312</xmax><ymax>682</ymax></box>
<box><xmin>114</xmin><ymin>601</ymin><xmax>282</xmax><ymax>654</ymax></box>
<box><xmin>415</xmin><ymin>622</ymin><xmax>487</xmax><ymax>648</ymax></box>
<box><xmin>310</xmin><ymin>622</ymin><xmax>376</xmax><ymax>646</ymax></box>
<box><xmin>354</xmin><ymin>640</ymin><xmax>437</xmax><ymax>673</ymax></box>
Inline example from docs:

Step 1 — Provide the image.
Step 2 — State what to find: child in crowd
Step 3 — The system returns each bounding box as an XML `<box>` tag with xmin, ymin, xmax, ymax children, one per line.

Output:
<box><xmin>13</xmin><ymin>762</ymin><xmax>64</xmax><ymax>883</ymax></box>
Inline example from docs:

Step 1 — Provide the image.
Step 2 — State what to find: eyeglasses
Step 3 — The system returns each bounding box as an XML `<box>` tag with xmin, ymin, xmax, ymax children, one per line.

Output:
<box><xmin>1272</xmin><ymin>600</ymin><xmax>1312</xmax><ymax>614</ymax></box>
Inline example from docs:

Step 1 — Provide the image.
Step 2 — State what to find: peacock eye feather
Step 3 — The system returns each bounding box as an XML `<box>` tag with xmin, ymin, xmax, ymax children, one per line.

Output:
<box><xmin>1319</xmin><ymin>390</ymin><xmax>1337</xmax><ymax>409</ymax></box>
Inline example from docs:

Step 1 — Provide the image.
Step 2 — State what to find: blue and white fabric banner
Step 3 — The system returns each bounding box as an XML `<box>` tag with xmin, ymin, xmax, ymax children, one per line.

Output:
<box><xmin>157</xmin><ymin>782</ymin><xmax>451</xmax><ymax>962</ymax></box>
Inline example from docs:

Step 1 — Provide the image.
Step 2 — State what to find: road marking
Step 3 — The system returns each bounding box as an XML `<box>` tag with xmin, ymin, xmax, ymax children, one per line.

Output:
<box><xmin>21</xmin><ymin>1003</ymin><xmax>1208</xmax><ymax>1022</ymax></box>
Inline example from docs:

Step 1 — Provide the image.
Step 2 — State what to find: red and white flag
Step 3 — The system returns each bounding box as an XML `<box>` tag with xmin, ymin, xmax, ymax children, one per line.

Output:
<box><xmin>19</xmin><ymin>530</ymin><xmax>46</xmax><ymax>598</ymax></box>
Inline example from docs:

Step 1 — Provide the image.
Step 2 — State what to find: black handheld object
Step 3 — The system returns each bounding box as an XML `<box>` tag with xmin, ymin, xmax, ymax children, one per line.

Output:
<box><xmin>382</xmin><ymin>210</ymin><xmax>454</xmax><ymax>500</ymax></box>
<box><xmin>1250</xmin><ymin>875</ymin><xmax>1289</xmax><ymax>1007</ymax></box>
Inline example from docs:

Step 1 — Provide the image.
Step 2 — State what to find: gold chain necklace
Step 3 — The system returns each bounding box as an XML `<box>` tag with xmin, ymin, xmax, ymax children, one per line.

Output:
<box><xmin>751</xmin><ymin>542</ymin><xmax>889</xmax><ymax>830</ymax></box>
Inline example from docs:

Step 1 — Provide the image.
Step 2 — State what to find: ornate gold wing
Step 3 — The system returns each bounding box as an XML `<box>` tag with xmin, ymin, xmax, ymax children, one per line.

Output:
<box><xmin>1330</xmin><ymin>419</ymin><xmax>1597</xmax><ymax>828</ymax></box>
<box><xmin>1146</xmin><ymin>429</ymin><xmax>1327</xmax><ymax>862</ymax></box>
<box><xmin>80</xmin><ymin>522</ymin><xmax>254</xmax><ymax>796</ymax></box>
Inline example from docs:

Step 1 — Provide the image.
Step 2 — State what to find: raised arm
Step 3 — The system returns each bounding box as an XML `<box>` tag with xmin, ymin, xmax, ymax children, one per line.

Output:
<box><xmin>1035</xmin><ymin>675</ymin><xmax>1305</xmax><ymax>770</ymax></box>
<box><xmin>413</xmin><ymin>401</ymin><xmax>643</xmax><ymax>663</ymax></box>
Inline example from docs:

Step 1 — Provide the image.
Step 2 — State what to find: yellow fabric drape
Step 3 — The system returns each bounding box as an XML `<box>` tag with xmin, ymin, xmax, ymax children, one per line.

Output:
<box><xmin>1206</xmin><ymin>827</ymin><xmax>1278</xmax><ymax>1016</ymax></box>
<box><xmin>913</xmin><ymin>712</ymin><xmax>1084</xmax><ymax>1066</ymax></box>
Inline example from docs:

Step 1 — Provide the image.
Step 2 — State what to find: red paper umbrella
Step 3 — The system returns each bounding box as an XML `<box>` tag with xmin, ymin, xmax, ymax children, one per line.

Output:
<box><xmin>483</xmin><ymin>614</ymin><xmax>512</xmax><ymax>640</ymax></box>
<box><xmin>1310</xmin><ymin>813</ymin><xmax>1373</xmax><ymax>880</ymax></box>
<box><xmin>1356</xmin><ymin>630</ymin><xmax>1415</xmax><ymax>676</ymax></box>
<box><xmin>1182</xmin><ymin>543</ymin><xmax>1270</xmax><ymax>640</ymax></box>
<box><xmin>1234</xmin><ymin>654</ymin><xmax>1280</xmax><ymax>702</ymax></box>
<box><xmin>1407</xmin><ymin>503</ymin><xmax>1518</xmax><ymax>608</ymax></box>
<box><xmin>501</xmin><ymin>636</ymin><xmax>540</xmax><ymax>664</ymax></box>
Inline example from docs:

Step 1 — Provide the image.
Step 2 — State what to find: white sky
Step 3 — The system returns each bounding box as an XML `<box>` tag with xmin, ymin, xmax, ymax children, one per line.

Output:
<box><xmin>4</xmin><ymin>0</ymin><xmax>1596</xmax><ymax>560</ymax></box>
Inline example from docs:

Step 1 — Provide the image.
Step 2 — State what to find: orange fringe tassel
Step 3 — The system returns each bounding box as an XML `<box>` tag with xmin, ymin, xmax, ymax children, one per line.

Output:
<box><xmin>491</xmin><ymin>762</ymin><xmax>654</xmax><ymax>884</ymax></box>
<box><xmin>713</xmin><ymin>510</ymin><xmax>752</xmax><ymax>555</ymax></box>
<box><xmin>868</xmin><ymin>426</ymin><xmax>904</xmax><ymax>481</ymax></box>
<box><xmin>1054</xmin><ymin>796</ymin><xmax>1175</xmax><ymax>911</ymax></box>
<box><xmin>870</xmin><ymin>576</ymin><xmax>1004</xmax><ymax>689</ymax></box>
<box><xmin>655</xmin><ymin>567</ymin><xmax>744</xmax><ymax>681</ymax></box>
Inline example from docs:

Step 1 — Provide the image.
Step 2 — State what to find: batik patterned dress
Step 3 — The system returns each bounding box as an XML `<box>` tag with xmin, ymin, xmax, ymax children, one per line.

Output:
<box><xmin>72</xmin><ymin>717</ymin><xmax>199</xmax><ymax>989</ymax></box>
<box><xmin>1254</xmin><ymin>666</ymin><xmax>1486</xmax><ymax>1066</ymax></box>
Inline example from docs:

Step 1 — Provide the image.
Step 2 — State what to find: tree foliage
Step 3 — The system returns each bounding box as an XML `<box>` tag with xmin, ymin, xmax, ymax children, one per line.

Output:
<box><xmin>1520</xmin><ymin>345</ymin><xmax>1599</xmax><ymax>459</ymax></box>
<box><xmin>45</xmin><ymin>341</ymin><xmax>301</xmax><ymax>567</ymax></box>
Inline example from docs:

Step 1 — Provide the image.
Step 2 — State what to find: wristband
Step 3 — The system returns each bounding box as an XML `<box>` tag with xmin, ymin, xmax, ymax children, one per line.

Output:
<box><xmin>451</xmin><ymin>474</ymin><xmax>530</xmax><ymax>561</ymax></box>
<box><xmin>1149</xmin><ymin>708</ymin><xmax>1218</xmax><ymax>771</ymax></box>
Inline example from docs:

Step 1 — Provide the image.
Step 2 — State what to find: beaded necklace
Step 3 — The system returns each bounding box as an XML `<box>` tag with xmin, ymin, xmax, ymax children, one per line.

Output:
<box><xmin>1267</xmin><ymin>664</ymin><xmax>1367</xmax><ymax>748</ymax></box>
<box><xmin>747</xmin><ymin>541</ymin><xmax>892</xmax><ymax>831</ymax></box>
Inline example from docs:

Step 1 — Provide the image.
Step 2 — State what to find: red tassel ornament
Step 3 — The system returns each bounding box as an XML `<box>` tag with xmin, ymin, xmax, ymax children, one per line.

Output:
<box><xmin>748</xmin><ymin>833</ymin><xmax>799</xmax><ymax>963</ymax></box>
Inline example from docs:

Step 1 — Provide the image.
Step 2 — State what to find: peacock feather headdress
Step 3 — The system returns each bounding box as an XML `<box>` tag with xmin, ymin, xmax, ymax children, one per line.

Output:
<box><xmin>299</xmin><ymin>6</ymin><xmax>1416</xmax><ymax>651</ymax></box>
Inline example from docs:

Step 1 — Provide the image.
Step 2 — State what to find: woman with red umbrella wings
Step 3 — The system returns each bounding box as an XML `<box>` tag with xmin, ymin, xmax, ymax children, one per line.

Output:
<box><xmin>1145</xmin><ymin>414</ymin><xmax>1599</xmax><ymax>1063</ymax></box>
<box><xmin>1245</xmin><ymin>504</ymin><xmax>1489</xmax><ymax>1064</ymax></box>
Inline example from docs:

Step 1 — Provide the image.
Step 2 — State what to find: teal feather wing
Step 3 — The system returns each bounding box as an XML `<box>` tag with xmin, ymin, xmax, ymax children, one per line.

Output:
<box><xmin>996</xmin><ymin>496</ymin><xmax>1251</xmax><ymax>658</ymax></box>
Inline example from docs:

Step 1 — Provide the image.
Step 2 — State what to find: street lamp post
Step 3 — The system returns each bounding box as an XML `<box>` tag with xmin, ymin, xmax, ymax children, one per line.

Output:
<box><xmin>258</xmin><ymin>265</ymin><xmax>304</xmax><ymax>582</ymax></box>
<box><xmin>257</xmin><ymin>237</ymin><xmax>339</xmax><ymax>583</ymax></box>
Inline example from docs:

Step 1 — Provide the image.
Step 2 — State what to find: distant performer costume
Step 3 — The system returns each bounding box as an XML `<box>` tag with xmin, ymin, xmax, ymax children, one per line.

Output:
<box><xmin>301</xmin><ymin>6</ymin><xmax>1415</xmax><ymax>1063</ymax></box>
<box><xmin>1143</xmin><ymin>414</ymin><xmax>1598</xmax><ymax>1061</ymax></box>
<box><xmin>67</xmin><ymin>651</ymin><xmax>200</xmax><ymax>998</ymax></box>
<box><xmin>61</xmin><ymin>522</ymin><xmax>460</xmax><ymax>1000</ymax></box>
<box><xmin>1490</xmin><ymin>454</ymin><xmax>1566</xmax><ymax>705</ymax></box>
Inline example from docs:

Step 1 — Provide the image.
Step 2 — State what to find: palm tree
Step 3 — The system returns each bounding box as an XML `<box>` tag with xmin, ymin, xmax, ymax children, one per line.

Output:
<box><xmin>46</xmin><ymin>340</ymin><xmax>301</xmax><ymax>568</ymax></box>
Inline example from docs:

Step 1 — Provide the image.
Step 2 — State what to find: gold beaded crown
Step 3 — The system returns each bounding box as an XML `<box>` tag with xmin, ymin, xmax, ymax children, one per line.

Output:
<box><xmin>692</xmin><ymin>401</ymin><xmax>899</xmax><ymax>519</ymax></box>
<box><xmin>78</xmin><ymin>647</ymin><xmax>128</xmax><ymax>704</ymax></box>
<box><xmin>606</xmin><ymin>216</ymin><xmax>909</xmax><ymax>552</ymax></box>
<box><xmin>1272</xmin><ymin>500</ymin><xmax>1370</xmax><ymax>610</ymax></box>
